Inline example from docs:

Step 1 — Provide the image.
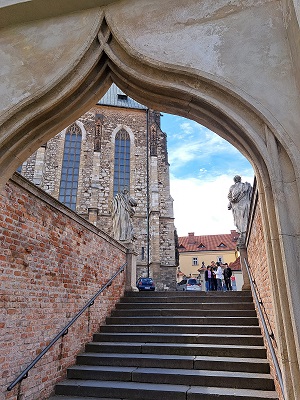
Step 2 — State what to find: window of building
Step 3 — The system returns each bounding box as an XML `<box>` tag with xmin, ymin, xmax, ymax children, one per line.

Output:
<box><xmin>192</xmin><ymin>257</ymin><xmax>198</xmax><ymax>266</ymax></box>
<box><xmin>141</xmin><ymin>247</ymin><xmax>145</xmax><ymax>260</ymax></box>
<box><xmin>117</xmin><ymin>94</ymin><xmax>128</xmax><ymax>101</ymax></box>
<box><xmin>218</xmin><ymin>242</ymin><xmax>227</xmax><ymax>247</ymax></box>
<box><xmin>198</xmin><ymin>243</ymin><xmax>206</xmax><ymax>248</ymax></box>
<box><xmin>59</xmin><ymin>124</ymin><xmax>82</xmax><ymax>211</ymax></box>
<box><xmin>113</xmin><ymin>129</ymin><xmax>130</xmax><ymax>196</ymax></box>
<box><xmin>217</xmin><ymin>256</ymin><xmax>224</xmax><ymax>264</ymax></box>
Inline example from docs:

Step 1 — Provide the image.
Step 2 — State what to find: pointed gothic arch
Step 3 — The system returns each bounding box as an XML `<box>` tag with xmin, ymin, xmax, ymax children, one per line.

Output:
<box><xmin>1</xmin><ymin>9</ymin><xmax>300</xmax><ymax>399</ymax></box>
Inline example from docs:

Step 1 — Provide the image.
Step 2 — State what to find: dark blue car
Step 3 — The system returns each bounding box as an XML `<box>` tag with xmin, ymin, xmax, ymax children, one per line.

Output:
<box><xmin>137</xmin><ymin>277</ymin><xmax>155</xmax><ymax>291</ymax></box>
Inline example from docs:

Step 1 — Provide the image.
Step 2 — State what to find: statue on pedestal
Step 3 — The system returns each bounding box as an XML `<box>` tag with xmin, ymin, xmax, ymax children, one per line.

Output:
<box><xmin>112</xmin><ymin>188</ymin><xmax>137</xmax><ymax>243</ymax></box>
<box><xmin>228</xmin><ymin>175</ymin><xmax>252</xmax><ymax>244</ymax></box>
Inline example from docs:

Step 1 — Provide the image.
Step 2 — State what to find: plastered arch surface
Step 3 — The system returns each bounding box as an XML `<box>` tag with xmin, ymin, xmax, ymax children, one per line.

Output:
<box><xmin>1</xmin><ymin>1</ymin><xmax>300</xmax><ymax>397</ymax></box>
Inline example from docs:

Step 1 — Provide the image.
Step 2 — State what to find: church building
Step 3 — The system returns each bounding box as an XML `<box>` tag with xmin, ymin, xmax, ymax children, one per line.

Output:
<box><xmin>18</xmin><ymin>84</ymin><xmax>177</xmax><ymax>290</ymax></box>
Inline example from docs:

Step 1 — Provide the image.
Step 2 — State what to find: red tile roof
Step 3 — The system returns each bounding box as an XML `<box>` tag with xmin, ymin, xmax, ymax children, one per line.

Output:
<box><xmin>178</xmin><ymin>230</ymin><xmax>239</xmax><ymax>253</ymax></box>
<box><xmin>229</xmin><ymin>256</ymin><xmax>241</xmax><ymax>271</ymax></box>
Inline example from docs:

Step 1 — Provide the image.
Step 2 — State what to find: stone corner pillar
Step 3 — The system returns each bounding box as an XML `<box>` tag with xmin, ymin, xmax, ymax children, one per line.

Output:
<box><xmin>125</xmin><ymin>243</ymin><xmax>139</xmax><ymax>292</ymax></box>
<box><xmin>238</xmin><ymin>243</ymin><xmax>251</xmax><ymax>290</ymax></box>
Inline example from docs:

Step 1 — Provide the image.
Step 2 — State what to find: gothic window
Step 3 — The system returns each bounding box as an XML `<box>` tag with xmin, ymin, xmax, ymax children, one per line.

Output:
<box><xmin>59</xmin><ymin>123</ymin><xmax>82</xmax><ymax>211</ymax></box>
<box><xmin>113</xmin><ymin>129</ymin><xmax>130</xmax><ymax>196</ymax></box>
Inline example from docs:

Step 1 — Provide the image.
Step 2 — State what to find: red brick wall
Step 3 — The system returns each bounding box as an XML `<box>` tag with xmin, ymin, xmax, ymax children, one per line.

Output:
<box><xmin>0</xmin><ymin>174</ymin><xmax>127</xmax><ymax>400</ymax></box>
<box><xmin>247</xmin><ymin>192</ymin><xmax>282</xmax><ymax>399</ymax></box>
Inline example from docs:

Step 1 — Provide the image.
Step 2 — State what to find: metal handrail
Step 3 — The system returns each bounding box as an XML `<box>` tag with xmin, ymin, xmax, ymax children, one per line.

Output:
<box><xmin>7</xmin><ymin>262</ymin><xmax>126</xmax><ymax>391</ymax></box>
<box><xmin>243</xmin><ymin>258</ymin><xmax>286</xmax><ymax>400</ymax></box>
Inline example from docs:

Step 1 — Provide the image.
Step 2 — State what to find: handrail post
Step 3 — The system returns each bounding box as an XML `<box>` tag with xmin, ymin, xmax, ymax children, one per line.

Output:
<box><xmin>243</xmin><ymin>258</ymin><xmax>286</xmax><ymax>400</ymax></box>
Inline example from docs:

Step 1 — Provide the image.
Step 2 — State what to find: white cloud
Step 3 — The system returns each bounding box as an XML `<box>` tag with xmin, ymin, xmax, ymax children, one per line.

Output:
<box><xmin>170</xmin><ymin>173</ymin><xmax>254</xmax><ymax>236</ymax></box>
<box><xmin>168</xmin><ymin>124</ymin><xmax>241</xmax><ymax>171</ymax></box>
<box><xmin>168</xmin><ymin>141</ymin><xmax>202</xmax><ymax>166</ymax></box>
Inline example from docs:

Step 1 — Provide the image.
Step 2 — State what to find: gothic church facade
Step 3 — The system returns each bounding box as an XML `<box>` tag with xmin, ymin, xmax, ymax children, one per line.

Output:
<box><xmin>18</xmin><ymin>84</ymin><xmax>177</xmax><ymax>289</ymax></box>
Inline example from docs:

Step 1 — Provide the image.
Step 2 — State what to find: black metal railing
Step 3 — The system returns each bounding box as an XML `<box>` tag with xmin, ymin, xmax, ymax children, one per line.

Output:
<box><xmin>7</xmin><ymin>262</ymin><xmax>126</xmax><ymax>392</ymax></box>
<box><xmin>243</xmin><ymin>258</ymin><xmax>286</xmax><ymax>400</ymax></box>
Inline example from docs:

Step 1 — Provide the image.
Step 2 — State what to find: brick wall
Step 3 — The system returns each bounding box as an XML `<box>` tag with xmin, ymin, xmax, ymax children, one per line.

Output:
<box><xmin>0</xmin><ymin>174</ymin><xmax>127</xmax><ymax>400</ymax></box>
<box><xmin>247</xmin><ymin>189</ymin><xmax>282</xmax><ymax>399</ymax></box>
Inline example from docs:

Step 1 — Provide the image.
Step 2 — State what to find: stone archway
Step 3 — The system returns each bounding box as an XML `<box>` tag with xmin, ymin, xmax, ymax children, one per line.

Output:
<box><xmin>1</xmin><ymin>2</ymin><xmax>300</xmax><ymax>398</ymax></box>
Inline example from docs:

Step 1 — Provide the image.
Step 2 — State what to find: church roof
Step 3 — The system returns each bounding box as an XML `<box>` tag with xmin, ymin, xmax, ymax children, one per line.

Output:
<box><xmin>178</xmin><ymin>230</ymin><xmax>238</xmax><ymax>252</ymax></box>
<box><xmin>97</xmin><ymin>83</ymin><xmax>148</xmax><ymax>110</ymax></box>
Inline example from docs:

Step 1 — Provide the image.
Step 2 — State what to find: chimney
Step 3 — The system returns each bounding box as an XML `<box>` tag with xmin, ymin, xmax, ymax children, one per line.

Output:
<box><xmin>230</xmin><ymin>230</ymin><xmax>238</xmax><ymax>241</ymax></box>
<box><xmin>188</xmin><ymin>232</ymin><xmax>195</xmax><ymax>244</ymax></box>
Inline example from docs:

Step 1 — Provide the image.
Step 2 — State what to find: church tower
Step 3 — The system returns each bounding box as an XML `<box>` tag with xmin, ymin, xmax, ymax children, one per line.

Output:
<box><xmin>18</xmin><ymin>84</ymin><xmax>177</xmax><ymax>290</ymax></box>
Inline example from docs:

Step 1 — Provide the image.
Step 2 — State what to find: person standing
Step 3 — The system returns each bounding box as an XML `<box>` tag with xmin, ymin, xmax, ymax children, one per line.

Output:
<box><xmin>204</xmin><ymin>266</ymin><xmax>212</xmax><ymax>291</ymax></box>
<box><xmin>210</xmin><ymin>261</ymin><xmax>217</xmax><ymax>291</ymax></box>
<box><xmin>215</xmin><ymin>262</ymin><xmax>223</xmax><ymax>291</ymax></box>
<box><xmin>223</xmin><ymin>263</ymin><xmax>233</xmax><ymax>291</ymax></box>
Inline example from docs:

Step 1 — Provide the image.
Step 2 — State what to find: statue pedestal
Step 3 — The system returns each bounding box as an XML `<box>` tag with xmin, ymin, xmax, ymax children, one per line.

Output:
<box><xmin>238</xmin><ymin>243</ymin><xmax>251</xmax><ymax>291</ymax></box>
<box><xmin>125</xmin><ymin>243</ymin><xmax>138</xmax><ymax>292</ymax></box>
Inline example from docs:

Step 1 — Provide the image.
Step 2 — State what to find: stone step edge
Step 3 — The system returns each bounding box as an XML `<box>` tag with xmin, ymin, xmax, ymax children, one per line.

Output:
<box><xmin>77</xmin><ymin>352</ymin><xmax>270</xmax><ymax>364</ymax></box>
<box><xmin>87</xmin><ymin>342</ymin><xmax>266</xmax><ymax>350</ymax></box>
<box><xmin>68</xmin><ymin>364</ymin><xmax>273</xmax><ymax>380</ymax></box>
<box><xmin>94</xmin><ymin>333</ymin><xmax>263</xmax><ymax>338</ymax></box>
<box><xmin>55</xmin><ymin>379</ymin><xmax>279</xmax><ymax>398</ymax></box>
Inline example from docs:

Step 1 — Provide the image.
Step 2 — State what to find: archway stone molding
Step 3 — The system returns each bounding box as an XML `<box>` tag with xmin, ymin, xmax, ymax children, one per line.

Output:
<box><xmin>1</xmin><ymin>3</ymin><xmax>300</xmax><ymax>398</ymax></box>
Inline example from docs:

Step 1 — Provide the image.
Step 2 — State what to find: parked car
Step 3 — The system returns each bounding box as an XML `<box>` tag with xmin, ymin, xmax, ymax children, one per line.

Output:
<box><xmin>176</xmin><ymin>278</ymin><xmax>202</xmax><ymax>291</ymax></box>
<box><xmin>136</xmin><ymin>277</ymin><xmax>155</xmax><ymax>291</ymax></box>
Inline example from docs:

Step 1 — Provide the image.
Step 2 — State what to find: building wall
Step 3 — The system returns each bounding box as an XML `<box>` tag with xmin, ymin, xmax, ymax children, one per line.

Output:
<box><xmin>0</xmin><ymin>174</ymin><xmax>127</xmax><ymax>400</ymax></box>
<box><xmin>19</xmin><ymin>103</ymin><xmax>177</xmax><ymax>290</ymax></box>
<box><xmin>178</xmin><ymin>249</ymin><xmax>238</xmax><ymax>278</ymax></box>
<box><xmin>178</xmin><ymin>249</ymin><xmax>242</xmax><ymax>291</ymax></box>
<box><xmin>246</xmin><ymin>191</ymin><xmax>282</xmax><ymax>399</ymax></box>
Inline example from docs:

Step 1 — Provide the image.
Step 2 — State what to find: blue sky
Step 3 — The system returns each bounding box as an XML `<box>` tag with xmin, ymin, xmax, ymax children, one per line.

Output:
<box><xmin>160</xmin><ymin>113</ymin><xmax>254</xmax><ymax>236</ymax></box>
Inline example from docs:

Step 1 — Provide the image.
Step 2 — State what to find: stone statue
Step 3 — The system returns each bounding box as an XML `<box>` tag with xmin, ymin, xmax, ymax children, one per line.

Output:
<box><xmin>228</xmin><ymin>175</ymin><xmax>252</xmax><ymax>243</ymax></box>
<box><xmin>111</xmin><ymin>188</ymin><xmax>137</xmax><ymax>242</ymax></box>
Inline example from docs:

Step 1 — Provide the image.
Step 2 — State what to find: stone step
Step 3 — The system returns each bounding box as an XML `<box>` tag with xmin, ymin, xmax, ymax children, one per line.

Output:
<box><xmin>110</xmin><ymin>308</ymin><xmax>257</xmax><ymax>317</ymax></box>
<box><xmin>121</xmin><ymin>295</ymin><xmax>253</xmax><ymax>303</ymax></box>
<box><xmin>66</xmin><ymin>365</ymin><xmax>275</xmax><ymax>391</ymax></box>
<box><xmin>116</xmin><ymin>302</ymin><xmax>255</xmax><ymax>310</ymax></box>
<box><xmin>124</xmin><ymin>290</ymin><xmax>253</xmax><ymax>297</ymax></box>
<box><xmin>93</xmin><ymin>332</ymin><xmax>264</xmax><ymax>346</ymax></box>
<box><xmin>50</xmin><ymin>291</ymin><xmax>278</xmax><ymax>400</ymax></box>
<box><xmin>106</xmin><ymin>315</ymin><xmax>259</xmax><ymax>326</ymax></box>
<box><xmin>49</xmin><ymin>397</ymin><xmax>123</xmax><ymax>400</ymax></box>
<box><xmin>53</xmin><ymin>379</ymin><xmax>278</xmax><ymax>399</ymax></box>
<box><xmin>76</xmin><ymin>352</ymin><xmax>271</xmax><ymax>373</ymax></box>
<box><xmin>100</xmin><ymin>323</ymin><xmax>262</xmax><ymax>335</ymax></box>
<box><xmin>85</xmin><ymin>342</ymin><xmax>267</xmax><ymax>358</ymax></box>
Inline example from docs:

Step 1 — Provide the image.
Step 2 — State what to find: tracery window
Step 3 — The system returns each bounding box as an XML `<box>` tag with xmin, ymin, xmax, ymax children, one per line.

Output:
<box><xmin>113</xmin><ymin>128</ymin><xmax>130</xmax><ymax>196</ymax></box>
<box><xmin>59</xmin><ymin>123</ymin><xmax>82</xmax><ymax>211</ymax></box>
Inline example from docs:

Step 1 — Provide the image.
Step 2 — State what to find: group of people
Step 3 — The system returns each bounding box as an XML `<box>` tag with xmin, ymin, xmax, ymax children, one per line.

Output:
<box><xmin>202</xmin><ymin>261</ymin><xmax>233</xmax><ymax>292</ymax></box>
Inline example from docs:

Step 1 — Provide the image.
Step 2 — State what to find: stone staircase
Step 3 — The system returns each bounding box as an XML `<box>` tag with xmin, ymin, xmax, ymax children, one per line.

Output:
<box><xmin>49</xmin><ymin>291</ymin><xmax>279</xmax><ymax>400</ymax></box>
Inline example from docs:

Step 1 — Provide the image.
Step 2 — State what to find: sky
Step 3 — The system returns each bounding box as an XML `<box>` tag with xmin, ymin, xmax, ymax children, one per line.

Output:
<box><xmin>160</xmin><ymin>113</ymin><xmax>254</xmax><ymax>237</ymax></box>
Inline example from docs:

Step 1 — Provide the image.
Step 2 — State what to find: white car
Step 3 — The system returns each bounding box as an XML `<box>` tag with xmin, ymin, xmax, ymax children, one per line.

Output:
<box><xmin>176</xmin><ymin>278</ymin><xmax>202</xmax><ymax>291</ymax></box>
